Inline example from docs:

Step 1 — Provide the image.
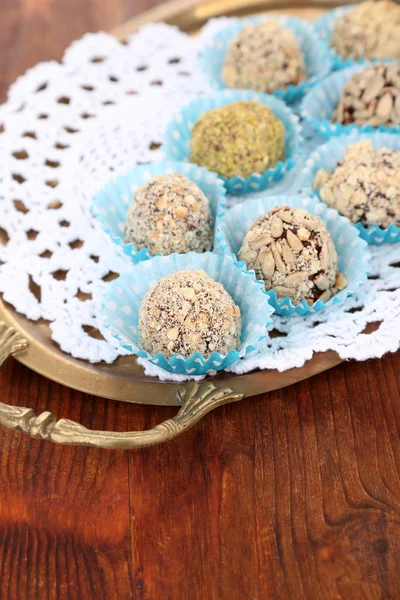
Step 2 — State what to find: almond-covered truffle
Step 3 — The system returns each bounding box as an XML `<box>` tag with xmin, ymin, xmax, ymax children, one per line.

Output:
<box><xmin>139</xmin><ymin>270</ymin><xmax>241</xmax><ymax>358</ymax></box>
<box><xmin>334</xmin><ymin>62</ymin><xmax>400</xmax><ymax>127</ymax></box>
<box><xmin>190</xmin><ymin>101</ymin><xmax>285</xmax><ymax>179</ymax></box>
<box><xmin>331</xmin><ymin>0</ymin><xmax>400</xmax><ymax>61</ymax></box>
<box><xmin>125</xmin><ymin>173</ymin><xmax>213</xmax><ymax>256</ymax></box>
<box><xmin>238</xmin><ymin>206</ymin><xmax>346</xmax><ymax>305</ymax></box>
<box><xmin>314</xmin><ymin>140</ymin><xmax>400</xmax><ymax>229</ymax></box>
<box><xmin>222</xmin><ymin>20</ymin><xmax>306</xmax><ymax>93</ymax></box>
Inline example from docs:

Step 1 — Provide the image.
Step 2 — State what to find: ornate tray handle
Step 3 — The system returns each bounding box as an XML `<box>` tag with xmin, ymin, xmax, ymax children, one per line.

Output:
<box><xmin>0</xmin><ymin>322</ymin><xmax>243</xmax><ymax>449</ymax></box>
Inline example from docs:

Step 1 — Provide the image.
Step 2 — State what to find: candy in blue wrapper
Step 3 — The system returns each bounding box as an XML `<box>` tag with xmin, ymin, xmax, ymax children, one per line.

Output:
<box><xmin>92</xmin><ymin>161</ymin><xmax>226</xmax><ymax>263</ymax></box>
<box><xmin>301</xmin><ymin>62</ymin><xmax>400</xmax><ymax>139</ymax></box>
<box><xmin>101</xmin><ymin>252</ymin><xmax>274</xmax><ymax>375</ymax></box>
<box><xmin>216</xmin><ymin>195</ymin><xmax>369</xmax><ymax>316</ymax></box>
<box><xmin>162</xmin><ymin>89</ymin><xmax>302</xmax><ymax>196</ymax></box>
<box><xmin>313</xmin><ymin>5</ymin><xmax>357</xmax><ymax>71</ymax></box>
<box><xmin>302</xmin><ymin>131</ymin><xmax>400</xmax><ymax>245</ymax></box>
<box><xmin>201</xmin><ymin>16</ymin><xmax>332</xmax><ymax>104</ymax></box>
<box><xmin>314</xmin><ymin>3</ymin><xmax>400</xmax><ymax>71</ymax></box>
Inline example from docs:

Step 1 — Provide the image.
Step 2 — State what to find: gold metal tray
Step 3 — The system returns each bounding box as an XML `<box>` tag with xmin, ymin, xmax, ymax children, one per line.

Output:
<box><xmin>0</xmin><ymin>0</ymin><xmax>346</xmax><ymax>449</ymax></box>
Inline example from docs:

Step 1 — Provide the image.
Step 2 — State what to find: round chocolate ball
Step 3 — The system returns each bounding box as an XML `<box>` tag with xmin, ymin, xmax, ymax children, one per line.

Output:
<box><xmin>238</xmin><ymin>206</ymin><xmax>345</xmax><ymax>305</ymax></box>
<box><xmin>139</xmin><ymin>270</ymin><xmax>241</xmax><ymax>358</ymax></box>
<box><xmin>334</xmin><ymin>62</ymin><xmax>400</xmax><ymax>128</ymax></box>
<box><xmin>314</xmin><ymin>140</ymin><xmax>400</xmax><ymax>229</ymax></box>
<box><xmin>223</xmin><ymin>20</ymin><xmax>306</xmax><ymax>93</ymax></box>
<box><xmin>331</xmin><ymin>0</ymin><xmax>400</xmax><ymax>61</ymax></box>
<box><xmin>125</xmin><ymin>173</ymin><xmax>213</xmax><ymax>256</ymax></box>
<box><xmin>190</xmin><ymin>100</ymin><xmax>285</xmax><ymax>179</ymax></box>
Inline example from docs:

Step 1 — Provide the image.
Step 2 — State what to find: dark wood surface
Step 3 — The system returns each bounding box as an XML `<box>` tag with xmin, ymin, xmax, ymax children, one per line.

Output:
<box><xmin>1</xmin><ymin>1</ymin><xmax>400</xmax><ymax>599</ymax></box>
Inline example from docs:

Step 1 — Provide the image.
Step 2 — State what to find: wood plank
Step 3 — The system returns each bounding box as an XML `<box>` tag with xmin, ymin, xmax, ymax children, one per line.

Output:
<box><xmin>0</xmin><ymin>0</ymin><xmax>23</xmax><ymax>102</ymax></box>
<box><xmin>126</xmin><ymin>359</ymin><xmax>400</xmax><ymax>599</ymax></box>
<box><xmin>0</xmin><ymin>358</ymin><xmax>134</xmax><ymax>600</ymax></box>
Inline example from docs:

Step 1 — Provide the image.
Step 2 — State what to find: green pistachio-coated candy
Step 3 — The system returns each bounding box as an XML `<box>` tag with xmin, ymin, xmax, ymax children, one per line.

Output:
<box><xmin>190</xmin><ymin>100</ymin><xmax>285</xmax><ymax>179</ymax></box>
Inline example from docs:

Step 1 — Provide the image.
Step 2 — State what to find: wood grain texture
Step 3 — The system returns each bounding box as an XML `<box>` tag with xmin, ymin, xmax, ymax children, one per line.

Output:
<box><xmin>0</xmin><ymin>1</ymin><xmax>400</xmax><ymax>598</ymax></box>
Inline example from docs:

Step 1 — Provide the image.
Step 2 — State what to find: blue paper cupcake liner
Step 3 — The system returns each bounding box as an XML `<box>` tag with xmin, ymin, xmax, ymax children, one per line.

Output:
<box><xmin>101</xmin><ymin>252</ymin><xmax>274</xmax><ymax>375</ymax></box>
<box><xmin>216</xmin><ymin>195</ymin><xmax>369</xmax><ymax>316</ymax></box>
<box><xmin>300</xmin><ymin>62</ymin><xmax>400</xmax><ymax>139</ymax></box>
<box><xmin>92</xmin><ymin>161</ymin><xmax>227</xmax><ymax>263</ymax></box>
<box><xmin>201</xmin><ymin>16</ymin><xmax>333</xmax><ymax>104</ymax></box>
<box><xmin>162</xmin><ymin>90</ymin><xmax>303</xmax><ymax>196</ymax></box>
<box><xmin>313</xmin><ymin>5</ymin><xmax>360</xmax><ymax>71</ymax></box>
<box><xmin>313</xmin><ymin>6</ymin><xmax>396</xmax><ymax>71</ymax></box>
<box><xmin>301</xmin><ymin>131</ymin><xmax>400</xmax><ymax>245</ymax></box>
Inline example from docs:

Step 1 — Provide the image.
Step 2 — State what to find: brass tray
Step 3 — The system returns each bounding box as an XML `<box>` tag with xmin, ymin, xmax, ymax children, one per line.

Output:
<box><xmin>0</xmin><ymin>0</ymin><xmax>346</xmax><ymax>449</ymax></box>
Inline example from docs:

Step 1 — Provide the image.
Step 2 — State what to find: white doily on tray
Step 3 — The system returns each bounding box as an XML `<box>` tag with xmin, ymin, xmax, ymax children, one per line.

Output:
<box><xmin>0</xmin><ymin>19</ymin><xmax>399</xmax><ymax>382</ymax></box>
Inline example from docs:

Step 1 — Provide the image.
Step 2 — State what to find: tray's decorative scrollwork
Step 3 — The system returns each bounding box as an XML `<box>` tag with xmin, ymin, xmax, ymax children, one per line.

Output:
<box><xmin>0</xmin><ymin>321</ymin><xmax>244</xmax><ymax>449</ymax></box>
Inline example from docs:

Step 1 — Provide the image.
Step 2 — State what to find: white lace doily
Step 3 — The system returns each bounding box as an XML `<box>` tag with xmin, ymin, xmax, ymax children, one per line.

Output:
<box><xmin>0</xmin><ymin>19</ymin><xmax>399</xmax><ymax>382</ymax></box>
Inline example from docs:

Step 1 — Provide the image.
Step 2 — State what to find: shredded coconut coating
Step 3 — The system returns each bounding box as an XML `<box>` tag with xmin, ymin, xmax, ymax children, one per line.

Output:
<box><xmin>222</xmin><ymin>20</ymin><xmax>306</xmax><ymax>93</ymax></box>
<box><xmin>331</xmin><ymin>0</ymin><xmax>400</xmax><ymax>61</ymax></box>
<box><xmin>190</xmin><ymin>101</ymin><xmax>285</xmax><ymax>179</ymax></box>
<box><xmin>125</xmin><ymin>173</ymin><xmax>213</xmax><ymax>256</ymax></box>
<box><xmin>139</xmin><ymin>270</ymin><xmax>241</xmax><ymax>358</ymax></box>
<box><xmin>314</xmin><ymin>140</ymin><xmax>400</xmax><ymax>229</ymax></box>
<box><xmin>238</xmin><ymin>206</ymin><xmax>345</xmax><ymax>305</ymax></box>
<box><xmin>334</xmin><ymin>62</ymin><xmax>400</xmax><ymax>128</ymax></box>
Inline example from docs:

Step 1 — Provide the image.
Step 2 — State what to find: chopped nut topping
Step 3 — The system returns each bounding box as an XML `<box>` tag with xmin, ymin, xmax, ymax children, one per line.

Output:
<box><xmin>335</xmin><ymin>272</ymin><xmax>348</xmax><ymax>290</ymax></box>
<box><xmin>125</xmin><ymin>173</ymin><xmax>213</xmax><ymax>255</ymax></box>
<box><xmin>318</xmin><ymin>290</ymin><xmax>332</xmax><ymax>303</ymax></box>
<box><xmin>313</xmin><ymin>140</ymin><xmax>400</xmax><ymax>229</ymax></box>
<box><xmin>238</xmin><ymin>206</ymin><xmax>343</xmax><ymax>305</ymax></box>
<box><xmin>175</xmin><ymin>205</ymin><xmax>188</xmax><ymax>218</ymax></box>
<box><xmin>286</xmin><ymin>230</ymin><xmax>303</xmax><ymax>252</ymax></box>
<box><xmin>167</xmin><ymin>327</ymin><xmax>179</xmax><ymax>340</ymax></box>
<box><xmin>331</xmin><ymin>0</ymin><xmax>400</xmax><ymax>61</ymax></box>
<box><xmin>222</xmin><ymin>20</ymin><xmax>306</xmax><ymax>93</ymax></box>
<box><xmin>139</xmin><ymin>270</ymin><xmax>241</xmax><ymax>359</ymax></box>
<box><xmin>333</xmin><ymin>63</ymin><xmax>400</xmax><ymax>128</ymax></box>
<box><xmin>251</xmin><ymin>234</ymin><xmax>272</xmax><ymax>250</ymax></box>
<box><xmin>185</xmin><ymin>194</ymin><xmax>200</xmax><ymax>211</ymax></box>
<box><xmin>270</xmin><ymin>216</ymin><xmax>284</xmax><ymax>238</ymax></box>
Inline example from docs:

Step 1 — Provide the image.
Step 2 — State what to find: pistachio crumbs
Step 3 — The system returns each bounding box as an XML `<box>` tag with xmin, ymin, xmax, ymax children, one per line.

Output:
<box><xmin>190</xmin><ymin>100</ymin><xmax>285</xmax><ymax>179</ymax></box>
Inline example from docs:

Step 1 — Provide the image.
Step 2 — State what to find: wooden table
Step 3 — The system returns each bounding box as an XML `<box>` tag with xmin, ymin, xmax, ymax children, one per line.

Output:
<box><xmin>1</xmin><ymin>1</ymin><xmax>400</xmax><ymax>598</ymax></box>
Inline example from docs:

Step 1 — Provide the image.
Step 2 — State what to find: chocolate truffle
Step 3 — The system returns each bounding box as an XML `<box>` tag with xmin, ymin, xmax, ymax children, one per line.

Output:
<box><xmin>314</xmin><ymin>140</ymin><xmax>400</xmax><ymax>229</ymax></box>
<box><xmin>334</xmin><ymin>62</ymin><xmax>400</xmax><ymax>127</ymax></box>
<box><xmin>125</xmin><ymin>173</ymin><xmax>213</xmax><ymax>256</ymax></box>
<box><xmin>139</xmin><ymin>270</ymin><xmax>241</xmax><ymax>358</ymax></box>
<box><xmin>222</xmin><ymin>20</ymin><xmax>306</xmax><ymax>93</ymax></box>
<box><xmin>238</xmin><ymin>206</ymin><xmax>346</xmax><ymax>305</ymax></box>
<box><xmin>331</xmin><ymin>0</ymin><xmax>400</xmax><ymax>61</ymax></box>
<box><xmin>190</xmin><ymin>101</ymin><xmax>285</xmax><ymax>179</ymax></box>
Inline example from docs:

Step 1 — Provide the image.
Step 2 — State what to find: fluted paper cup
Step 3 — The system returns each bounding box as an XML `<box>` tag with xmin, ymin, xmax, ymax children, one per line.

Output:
<box><xmin>300</xmin><ymin>62</ymin><xmax>400</xmax><ymax>139</ymax></box>
<box><xmin>301</xmin><ymin>131</ymin><xmax>400</xmax><ymax>245</ymax></box>
<box><xmin>162</xmin><ymin>90</ymin><xmax>303</xmax><ymax>196</ymax></box>
<box><xmin>216</xmin><ymin>195</ymin><xmax>369</xmax><ymax>316</ymax></box>
<box><xmin>92</xmin><ymin>160</ymin><xmax>226</xmax><ymax>262</ymax></box>
<box><xmin>313</xmin><ymin>5</ymin><xmax>361</xmax><ymax>71</ymax></box>
<box><xmin>201</xmin><ymin>15</ymin><xmax>333</xmax><ymax>103</ymax></box>
<box><xmin>101</xmin><ymin>252</ymin><xmax>274</xmax><ymax>375</ymax></box>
